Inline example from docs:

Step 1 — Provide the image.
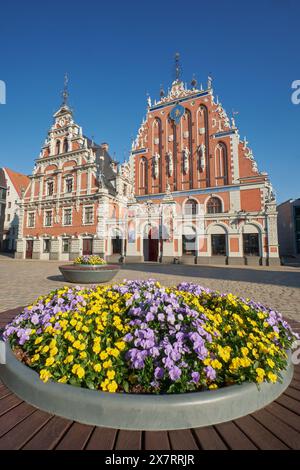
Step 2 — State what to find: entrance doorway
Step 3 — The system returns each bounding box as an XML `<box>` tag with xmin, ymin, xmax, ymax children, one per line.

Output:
<box><xmin>83</xmin><ymin>238</ymin><xmax>93</xmax><ymax>255</ymax></box>
<box><xmin>26</xmin><ymin>240</ymin><xmax>33</xmax><ymax>259</ymax></box>
<box><xmin>112</xmin><ymin>235</ymin><xmax>122</xmax><ymax>254</ymax></box>
<box><xmin>143</xmin><ymin>227</ymin><xmax>159</xmax><ymax>262</ymax></box>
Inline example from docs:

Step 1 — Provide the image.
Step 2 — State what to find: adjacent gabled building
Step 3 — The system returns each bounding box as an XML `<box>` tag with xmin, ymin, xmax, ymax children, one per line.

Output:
<box><xmin>2</xmin><ymin>168</ymin><xmax>30</xmax><ymax>252</ymax></box>
<box><xmin>0</xmin><ymin>169</ymin><xmax>7</xmax><ymax>251</ymax></box>
<box><xmin>277</xmin><ymin>199</ymin><xmax>300</xmax><ymax>258</ymax></box>
<box><xmin>15</xmin><ymin>93</ymin><xmax>132</xmax><ymax>261</ymax></box>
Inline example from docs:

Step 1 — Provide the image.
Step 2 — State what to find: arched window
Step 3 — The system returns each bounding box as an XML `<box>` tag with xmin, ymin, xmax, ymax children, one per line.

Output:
<box><xmin>56</xmin><ymin>140</ymin><xmax>61</xmax><ymax>155</ymax></box>
<box><xmin>140</xmin><ymin>157</ymin><xmax>148</xmax><ymax>194</ymax></box>
<box><xmin>215</xmin><ymin>143</ymin><xmax>228</xmax><ymax>185</ymax></box>
<box><xmin>63</xmin><ymin>138</ymin><xmax>68</xmax><ymax>153</ymax></box>
<box><xmin>184</xmin><ymin>199</ymin><xmax>198</xmax><ymax>215</ymax></box>
<box><xmin>207</xmin><ymin>197</ymin><xmax>222</xmax><ymax>214</ymax></box>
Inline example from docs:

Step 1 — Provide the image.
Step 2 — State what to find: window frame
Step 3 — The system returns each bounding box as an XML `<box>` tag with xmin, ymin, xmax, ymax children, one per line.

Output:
<box><xmin>65</xmin><ymin>176</ymin><xmax>73</xmax><ymax>194</ymax></box>
<box><xmin>207</xmin><ymin>197</ymin><xmax>222</xmax><ymax>214</ymax></box>
<box><xmin>62</xmin><ymin>237</ymin><xmax>70</xmax><ymax>253</ymax></box>
<box><xmin>44</xmin><ymin>210</ymin><xmax>53</xmax><ymax>227</ymax></box>
<box><xmin>27</xmin><ymin>211</ymin><xmax>35</xmax><ymax>228</ymax></box>
<box><xmin>83</xmin><ymin>205</ymin><xmax>94</xmax><ymax>225</ymax></box>
<box><xmin>63</xmin><ymin>207</ymin><xmax>72</xmax><ymax>226</ymax></box>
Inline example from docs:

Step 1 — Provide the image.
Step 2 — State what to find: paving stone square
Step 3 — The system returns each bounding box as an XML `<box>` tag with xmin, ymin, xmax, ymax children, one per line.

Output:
<box><xmin>0</xmin><ymin>256</ymin><xmax>300</xmax><ymax>321</ymax></box>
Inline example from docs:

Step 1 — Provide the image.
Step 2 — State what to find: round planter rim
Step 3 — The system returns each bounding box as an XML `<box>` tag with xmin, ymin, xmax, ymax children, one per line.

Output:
<box><xmin>0</xmin><ymin>341</ymin><xmax>293</xmax><ymax>431</ymax></box>
<box><xmin>59</xmin><ymin>264</ymin><xmax>119</xmax><ymax>270</ymax></box>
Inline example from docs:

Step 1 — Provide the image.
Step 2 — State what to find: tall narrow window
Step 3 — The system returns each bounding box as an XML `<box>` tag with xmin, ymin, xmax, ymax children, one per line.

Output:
<box><xmin>28</xmin><ymin>212</ymin><xmax>35</xmax><ymax>228</ymax></box>
<box><xmin>63</xmin><ymin>138</ymin><xmax>68</xmax><ymax>153</ymax></box>
<box><xmin>84</xmin><ymin>206</ymin><xmax>94</xmax><ymax>224</ymax></box>
<box><xmin>140</xmin><ymin>157</ymin><xmax>148</xmax><ymax>194</ymax></box>
<box><xmin>47</xmin><ymin>181</ymin><xmax>54</xmax><ymax>196</ymax></box>
<box><xmin>44</xmin><ymin>210</ymin><xmax>52</xmax><ymax>227</ymax></box>
<box><xmin>65</xmin><ymin>177</ymin><xmax>73</xmax><ymax>193</ymax></box>
<box><xmin>215</xmin><ymin>143</ymin><xmax>228</xmax><ymax>185</ymax></box>
<box><xmin>64</xmin><ymin>208</ymin><xmax>72</xmax><ymax>226</ymax></box>
<box><xmin>56</xmin><ymin>140</ymin><xmax>61</xmax><ymax>155</ymax></box>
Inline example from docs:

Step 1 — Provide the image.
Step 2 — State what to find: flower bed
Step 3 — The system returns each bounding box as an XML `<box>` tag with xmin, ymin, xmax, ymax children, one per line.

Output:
<box><xmin>74</xmin><ymin>255</ymin><xmax>106</xmax><ymax>265</ymax></box>
<box><xmin>2</xmin><ymin>280</ymin><xmax>298</xmax><ymax>395</ymax></box>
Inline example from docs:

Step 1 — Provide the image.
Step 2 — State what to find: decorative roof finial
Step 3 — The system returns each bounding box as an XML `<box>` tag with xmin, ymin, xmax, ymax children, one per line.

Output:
<box><xmin>174</xmin><ymin>52</ymin><xmax>182</xmax><ymax>82</ymax></box>
<box><xmin>207</xmin><ymin>74</ymin><xmax>213</xmax><ymax>89</ymax></box>
<box><xmin>159</xmin><ymin>84</ymin><xmax>165</xmax><ymax>98</ymax></box>
<box><xmin>191</xmin><ymin>74</ymin><xmax>197</xmax><ymax>89</ymax></box>
<box><xmin>62</xmin><ymin>73</ymin><xmax>69</xmax><ymax>106</ymax></box>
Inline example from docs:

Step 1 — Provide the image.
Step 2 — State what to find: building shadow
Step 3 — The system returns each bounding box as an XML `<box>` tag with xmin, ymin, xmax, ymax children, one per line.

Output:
<box><xmin>120</xmin><ymin>263</ymin><xmax>300</xmax><ymax>289</ymax></box>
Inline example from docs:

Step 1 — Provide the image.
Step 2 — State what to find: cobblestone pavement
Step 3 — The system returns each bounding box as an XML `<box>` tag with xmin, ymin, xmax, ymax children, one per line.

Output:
<box><xmin>0</xmin><ymin>256</ymin><xmax>300</xmax><ymax>321</ymax></box>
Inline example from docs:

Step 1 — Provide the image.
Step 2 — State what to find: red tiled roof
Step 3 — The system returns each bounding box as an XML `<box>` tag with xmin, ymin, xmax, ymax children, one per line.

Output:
<box><xmin>4</xmin><ymin>168</ymin><xmax>30</xmax><ymax>198</ymax></box>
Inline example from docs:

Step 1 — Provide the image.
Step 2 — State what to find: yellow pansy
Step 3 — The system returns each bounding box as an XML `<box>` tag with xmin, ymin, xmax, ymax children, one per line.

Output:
<box><xmin>40</xmin><ymin>369</ymin><xmax>52</xmax><ymax>383</ymax></box>
<box><xmin>107</xmin><ymin>370</ymin><xmax>116</xmax><ymax>380</ymax></box>
<box><xmin>45</xmin><ymin>357</ymin><xmax>55</xmax><ymax>367</ymax></box>
<box><xmin>107</xmin><ymin>381</ymin><xmax>118</xmax><ymax>393</ymax></box>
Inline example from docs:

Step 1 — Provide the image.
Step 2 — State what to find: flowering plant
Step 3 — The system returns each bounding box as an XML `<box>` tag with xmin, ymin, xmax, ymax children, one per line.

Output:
<box><xmin>73</xmin><ymin>255</ymin><xmax>106</xmax><ymax>265</ymax></box>
<box><xmin>3</xmin><ymin>280</ymin><xmax>298</xmax><ymax>394</ymax></box>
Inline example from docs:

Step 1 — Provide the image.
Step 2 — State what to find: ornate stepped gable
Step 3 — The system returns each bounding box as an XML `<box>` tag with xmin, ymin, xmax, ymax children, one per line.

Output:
<box><xmin>21</xmin><ymin>94</ymin><xmax>132</xmax><ymax>244</ymax></box>
<box><xmin>132</xmin><ymin>75</ymin><xmax>271</xmax><ymax>197</ymax></box>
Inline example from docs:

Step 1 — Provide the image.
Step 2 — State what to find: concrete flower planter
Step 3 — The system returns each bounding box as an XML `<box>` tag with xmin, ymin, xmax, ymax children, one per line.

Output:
<box><xmin>59</xmin><ymin>264</ymin><xmax>119</xmax><ymax>284</ymax></box>
<box><xmin>0</xmin><ymin>342</ymin><xmax>293</xmax><ymax>431</ymax></box>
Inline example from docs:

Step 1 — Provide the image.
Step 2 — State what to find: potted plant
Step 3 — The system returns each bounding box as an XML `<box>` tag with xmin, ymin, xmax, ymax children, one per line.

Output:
<box><xmin>59</xmin><ymin>254</ymin><xmax>120</xmax><ymax>283</ymax></box>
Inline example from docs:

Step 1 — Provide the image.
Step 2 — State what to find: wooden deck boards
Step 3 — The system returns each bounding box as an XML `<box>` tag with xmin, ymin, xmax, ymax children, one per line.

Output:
<box><xmin>0</xmin><ymin>308</ymin><xmax>299</xmax><ymax>450</ymax></box>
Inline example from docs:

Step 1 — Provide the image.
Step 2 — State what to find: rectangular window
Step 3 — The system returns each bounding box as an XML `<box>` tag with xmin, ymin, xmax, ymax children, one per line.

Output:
<box><xmin>43</xmin><ymin>239</ymin><xmax>51</xmax><ymax>253</ymax></box>
<box><xmin>66</xmin><ymin>178</ymin><xmax>73</xmax><ymax>193</ymax></box>
<box><xmin>7</xmin><ymin>213</ymin><xmax>10</xmax><ymax>222</ymax></box>
<box><xmin>47</xmin><ymin>181</ymin><xmax>54</xmax><ymax>196</ymax></box>
<box><xmin>64</xmin><ymin>208</ymin><xmax>72</xmax><ymax>226</ymax></box>
<box><xmin>243</xmin><ymin>233</ymin><xmax>259</xmax><ymax>256</ymax></box>
<box><xmin>28</xmin><ymin>212</ymin><xmax>35</xmax><ymax>228</ymax></box>
<box><xmin>62</xmin><ymin>238</ymin><xmax>70</xmax><ymax>253</ymax></box>
<box><xmin>8</xmin><ymin>202</ymin><xmax>11</xmax><ymax>208</ymax></box>
<box><xmin>84</xmin><ymin>206</ymin><xmax>94</xmax><ymax>224</ymax></box>
<box><xmin>182</xmin><ymin>235</ymin><xmax>196</xmax><ymax>255</ymax></box>
<box><xmin>45</xmin><ymin>210</ymin><xmax>52</xmax><ymax>226</ymax></box>
<box><xmin>211</xmin><ymin>234</ymin><xmax>226</xmax><ymax>255</ymax></box>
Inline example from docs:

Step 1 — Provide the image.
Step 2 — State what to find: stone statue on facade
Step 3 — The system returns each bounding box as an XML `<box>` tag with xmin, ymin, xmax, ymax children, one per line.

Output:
<box><xmin>199</xmin><ymin>143</ymin><xmax>206</xmax><ymax>171</ymax></box>
<box><xmin>153</xmin><ymin>153</ymin><xmax>160</xmax><ymax>179</ymax></box>
<box><xmin>167</xmin><ymin>151</ymin><xmax>173</xmax><ymax>176</ymax></box>
<box><xmin>183</xmin><ymin>147</ymin><xmax>189</xmax><ymax>174</ymax></box>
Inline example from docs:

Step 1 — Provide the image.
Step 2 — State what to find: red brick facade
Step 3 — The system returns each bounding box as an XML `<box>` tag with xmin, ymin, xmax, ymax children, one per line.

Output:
<box><xmin>16</xmin><ymin>75</ymin><xmax>280</xmax><ymax>266</ymax></box>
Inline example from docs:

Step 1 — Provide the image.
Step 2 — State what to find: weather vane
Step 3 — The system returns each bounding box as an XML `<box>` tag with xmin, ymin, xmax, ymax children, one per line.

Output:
<box><xmin>62</xmin><ymin>73</ymin><xmax>69</xmax><ymax>106</ymax></box>
<box><xmin>174</xmin><ymin>52</ymin><xmax>182</xmax><ymax>82</ymax></box>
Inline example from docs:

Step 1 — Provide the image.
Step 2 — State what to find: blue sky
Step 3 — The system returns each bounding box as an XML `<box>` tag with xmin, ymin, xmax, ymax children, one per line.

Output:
<box><xmin>0</xmin><ymin>0</ymin><xmax>299</xmax><ymax>203</ymax></box>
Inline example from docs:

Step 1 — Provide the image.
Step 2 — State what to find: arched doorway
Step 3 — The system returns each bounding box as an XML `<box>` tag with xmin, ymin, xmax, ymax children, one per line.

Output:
<box><xmin>143</xmin><ymin>226</ymin><xmax>159</xmax><ymax>262</ymax></box>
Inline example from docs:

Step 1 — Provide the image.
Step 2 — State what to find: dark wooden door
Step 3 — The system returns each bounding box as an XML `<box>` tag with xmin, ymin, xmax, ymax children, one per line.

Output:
<box><xmin>83</xmin><ymin>238</ymin><xmax>93</xmax><ymax>255</ymax></box>
<box><xmin>143</xmin><ymin>229</ymin><xmax>158</xmax><ymax>262</ymax></box>
<box><xmin>26</xmin><ymin>240</ymin><xmax>33</xmax><ymax>259</ymax></box>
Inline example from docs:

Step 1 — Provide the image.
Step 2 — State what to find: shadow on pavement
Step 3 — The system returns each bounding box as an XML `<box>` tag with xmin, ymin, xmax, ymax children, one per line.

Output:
<box><xmin>119</xmin><ymin>263</ymin><xmax>300</xmax><ymax>289</ymax></box>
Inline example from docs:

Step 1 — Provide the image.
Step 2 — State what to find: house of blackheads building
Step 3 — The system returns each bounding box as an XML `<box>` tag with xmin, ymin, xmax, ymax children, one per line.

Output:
<box><xmin>15</xmin><ymin>65</ymin><xmax>280</xmax><ymax>265</ymax></box>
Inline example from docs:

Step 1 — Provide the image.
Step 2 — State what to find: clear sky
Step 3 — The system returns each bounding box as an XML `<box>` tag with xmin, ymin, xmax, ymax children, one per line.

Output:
<box><xmin>0</xmin><ymin>0</ymin><xmax>299</xmax><ymax>203</ymax></box>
